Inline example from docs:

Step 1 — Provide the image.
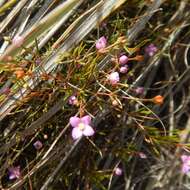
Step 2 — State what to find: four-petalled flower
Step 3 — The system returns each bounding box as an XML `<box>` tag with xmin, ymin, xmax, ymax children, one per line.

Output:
<box><xmin>70</xmin><ymin>115</ymin><xmax>95</xmax><ymax>140</ymax></box>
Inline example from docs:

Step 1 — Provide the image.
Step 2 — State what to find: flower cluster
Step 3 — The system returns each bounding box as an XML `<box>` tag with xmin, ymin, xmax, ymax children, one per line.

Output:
<box><xmin>96</xmin><ymin>37</ymin><xmax>156</xmax><ymax>87</ymax></box>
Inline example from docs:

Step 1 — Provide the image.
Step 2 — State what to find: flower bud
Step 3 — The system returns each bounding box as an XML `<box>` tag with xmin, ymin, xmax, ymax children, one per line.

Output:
<box><xmin>119</xmin><ymin>55</ymin><xmax>128</xmax><ymax>65</ymax></box>
<box><xmin>119</xmin><ymin>66</ymin><xmax>128</xmax><ymax>73</ymax></box>
<box><xmin>152</xmin><ymin>95</ymin><xmax>164</xmax><ymax>105</ymax></box>
<box><xmin>14</xmin><ymin>69</ymin><xmax>25</xmax><ymax>79</ymax></box>
<box><xmin>33</xmin><ymin>140</ymin><xmax>43</xmax><ymax>150</ymax></box>
<box><xmin>114</xmin><ymin>167</ymin><xmax>122</xmax><ymax>176</ymax></box>
<box><xmin>68</xmin><ymin>95</ymin><xmax>78</xmax><ymax>105</ymax></box>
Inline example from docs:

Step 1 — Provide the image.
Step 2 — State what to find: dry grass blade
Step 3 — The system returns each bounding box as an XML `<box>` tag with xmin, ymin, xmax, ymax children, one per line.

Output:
<box><xmin>0</xmin><ymin>0</ymin><xmax>82</xmax><ymax>60</ymax></box>
<box><xmin>0</xmin><ymin>0</ymin><xmax>28</xmax><ymax>34</ymax></box>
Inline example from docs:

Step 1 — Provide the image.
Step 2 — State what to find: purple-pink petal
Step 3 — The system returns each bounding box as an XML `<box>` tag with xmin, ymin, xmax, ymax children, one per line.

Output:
<box><xmin>72</xmin><ymin>127</ymin><xmax>83</xmax><ymax>140</ymax></box>
<box><xmin>9</xmin><ymin>173</ymin><xmax>16</xmax><ymax>180</ymax></box>
<box><xmin>83</xmin><ymin>125</ymin><xmax>95</xmax><ymax>137</ymax></box>
<box><xmin>100</xmin><ymin>36</ymin><xmax>107</xmax><ymax>44</ymax></box>
<box><xmin>70</xmin><ymin>116</ymin><xmax>80</xmax><ymax>127</ymax></box>
<box><xmin>181</xmin><ymin>155</ymin><xmax>189</xmax><ymax>162</ymax></box>
<box><xmin>81</xmin><ymin>115</ymin><xmax>91</xmax><ymax>125</ymax></box>
<box><xmin>182</xmin><ymin>164</ymin><xmax>190</xmax><ymax>174</ymax></box>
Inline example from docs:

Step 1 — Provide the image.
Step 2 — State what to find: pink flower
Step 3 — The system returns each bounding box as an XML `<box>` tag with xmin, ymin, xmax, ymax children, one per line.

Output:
<box><xmin>69</xmin><ymin>115</ymin><xmax>95</xmax><ymax>140</ymax></box>
<box><xmin>108</xmin><ymin>72</ymin><xmax>120</xmax><ymax>85</ymax></box>
<box><xmin>96</xmin><ymin>36</ymin><xmax>107</xmax><ymax>50</ymax></box>
<box><xmin>8</xmin><ymin>166</ymin><xmax>21</xmax><ymax>180</ymax></box>
<box><xmin>139</xmin><ymin>152</ymin><xmax>147</xmax><ymax>159</ymax></box>
<box><xmin>33</xmin><ymin>140</ymin><xmax>43</xmax><ymax>150</ymax></box>
<box><xmin>12</xmin><ymin>36</ymin><xmax>24</xmax><ymax>47</ymax></box>
<box><xmin>135</xmin><ymin>87</ymin><xmax>144</xmax><ymax>94</ymax></box>
<box><xmin>145</xmin><ymin>44</ymin><xmax>158</xmax><ymax>57</ymax></box>
<box><xmin>68</xmin><ymin>95</ymin><xmax>78</xmax><ymax>105</ymax></box>
<box><xmin>119</xmin><ymin>66</ymin><xmax>128</xmax><ymax>73</ymax></box>
<box><xmin>114</xmin><ymin>167</ymin><xmax>122</xmax><ymax>176</ymax></box>
<box><xmin>119</xmin><ymin>55</ymin><xmax>128</xmax><ymax>65</ymax></box>
<box><xmin>181</xmin><ymin>155</ymin><xmax>190</xmax><ymax>174</ymax></box>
